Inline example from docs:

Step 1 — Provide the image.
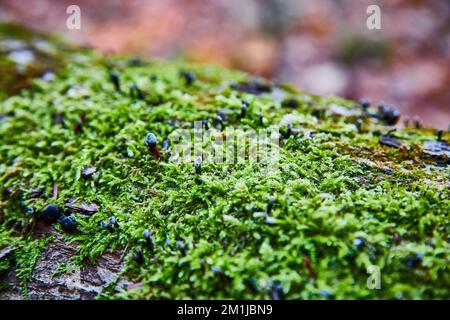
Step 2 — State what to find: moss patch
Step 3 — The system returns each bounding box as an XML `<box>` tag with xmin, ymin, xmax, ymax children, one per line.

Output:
<box><xmin>0</xmin><ymin>25</ymin><xmax>449</xmax><ymax>300</ymax></box>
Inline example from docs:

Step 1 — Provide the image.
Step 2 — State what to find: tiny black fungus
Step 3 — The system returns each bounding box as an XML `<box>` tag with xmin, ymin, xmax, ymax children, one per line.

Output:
<box><xmin>413</xmin><ymin>116</ymin><xmax>422</xmax><ymax>129</ymax></box>
<box><xmin>230</xmin><ymin>80</ymin><xmax>272</xmax><ymax>95</ymax></box>
<box><xmin>285</xmin><ymin>124</ymin><xmax>293</xmax><ymax>138</ymax></box>
<box><xmin>282</xmin><ymin>97</ymin><xmax>299</xmax><ymax>109</ymax></box>
<box><xmin>202</xmin><ymin>119</ymin><xmax>209</xmax><ymax>130</ymax></box>
<box><xmin>132</xmin><ymin>247</ymin><xmax>144</xmax><ymax>264</ymax></box>
<box><xmin>129</xmin><ymin>84</ymin><xmax>145</xmax><ymax>100</ymax></box>
<box><xmin>240</xmin><ymin>103</ymin><xmax>247</xmax><ymax>118</ymax></box>
<box><xmin>162</xmin><ymin>138</ymin><xmax>170</xmax><ymax>149</ymax></box>
<box><xmin>257</xmin><ymin>112</ymin><xmax>263</xmax><ymax>126</ymax></box>
<box><xmin>194</xmin><ymin>157</ymin><xmax>202</xmax><ymax>175</ymax></box>
<box><xmin>211</xmin><ymin>266</ymin><xmax>222</xmax><ymax>273</ymax></box>
<box><xmin>386</xmin><ymin>108</ymin><xmax>400</xmax><ymax>125</ymax></box>
<box><xmin>377</xmin><ymin>101</ymin><xmax>386</xmax><ymax>113</ymax></box>
<box><xmin>372</xmin><ymin>130</ymin><xmax>381</xmax><ymax>137</ymax></box>
<box><xmin>180</xmin><ymin>71</ymin><xmax>195</xmax><ymax>86</ymax></box>
<box><xmin>271</xmin><ymin>282</ymin><xmax>284</xmax><ymax>300</ymax></box>
<box><xmin>215</xmin><ymin>114</ymin><xmax>224</xmax><ymax>130</ymax></box>
<box><xmin>437</xmin><ymin>129</ymin><xmax>442</xmax><ymax>141</ymax></box>
<box><xmin>176</xmin><ymin>240</ymin><xmax>186</xmax><ymax>255</ymax></box>
<box><xmin>353</xmin><ymin>238</ymin><xmax>365</xmax><ymax>249</ymax></box>
<box><xmin>355</xmin><ymin>119</ymin><xmax>363</xmax><ymax>133</ymax></box>
<box><xmin>405</xmin><ymin>253</ymin><xmax>424</xmax><ymax>269</ymax></box>
<box><xmin>144</xmin><ymin>132</ymin><xmax>161</xmax><ymax>160</ymax></box>
<box><xmin>82</xmin><ymin>166</ymin><xmax>97</xmax><ymax>179</ymax></box>
<box><xmin>266</xmin><ymin>199</ymin><xmax>275</xmax><ymax>215</ymax></box>
<box><xmin>143</xmin><ymin>229</ymin><xmax>154</xmax><ymax>250</ymax></box>
<box><xmin>54</xmin><ymin>112</ymin><xmax>65</xmax><ymax>126</ymax></box>
<box><xmin>144</xmin><ymin>132</ymin><xmax>157</xmax><ymax>147</ymax></box>
<box><xmin>109</xmin><ymin>71</ymin><xmax>121</xmax><ymax>92</ymax></box>
<box><xmin>74</xmin><ymin>117</ymin><xmax>83</xmax><ymax>134</ymax></box>
<box><xmin>60</xmin><ymin>215</ymin><xmax>77</xmax><ymax>233</ymax></box>
<box><xmin>403</xmin><ymin>115</ymin><xmax>410</xmax><ymax>128</ymax></box>
<box><xmin>100</xmin><ymin>220</ymin><xmax>114</xmax><ymax>233</ymax></box>
<box><xmin>25</xmin><ymin>206</ymin><xmax>35</xmax><ymax>217</ymax></box>
<box><xmin>377</xmin><ymin>102</ymin><xmax>400</xmax><ymax>125</ymax></box>
<box><xmin>108</xmin><ymin>216</ymin><xmax>119</xmax><ymax>227</ymax></box>
<box><xmin>359</xmin><ymin>97</ymin><xmax>370</xmax><ymax>111</ymax></box>
<box><xmin>38</xmin><ymin>204</ymin><xmax>62</xmax><ymax>224</ymax></box>
<box><xmin>318</xmin><ymin>289</ymin><xmax>332</xmax><ymax>299</ymax></box>
<box><xmin>129</xmin><ymin>57</ymin><xmax>142</xmax><ymax>66</ymax></box>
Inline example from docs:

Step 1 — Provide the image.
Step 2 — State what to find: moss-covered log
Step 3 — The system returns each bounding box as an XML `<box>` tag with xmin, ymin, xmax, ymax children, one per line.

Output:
<box><xmin>0</xmin><ymin>24</ymin><xmax>449</xmax><ymax>300</ymax></box>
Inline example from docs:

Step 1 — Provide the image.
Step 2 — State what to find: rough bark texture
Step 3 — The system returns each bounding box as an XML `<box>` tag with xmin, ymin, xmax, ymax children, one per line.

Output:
<box><xmin>0</xmin><ymin>224</ymin><xmax>127</xmax><ymax>300</ymax></box>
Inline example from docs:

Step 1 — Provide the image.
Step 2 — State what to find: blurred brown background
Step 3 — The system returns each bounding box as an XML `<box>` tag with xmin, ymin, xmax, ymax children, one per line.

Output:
<box><xmin>1</xmin><ymin>0</ymin><xmax>449</xmax><ymax>128</ymax></box>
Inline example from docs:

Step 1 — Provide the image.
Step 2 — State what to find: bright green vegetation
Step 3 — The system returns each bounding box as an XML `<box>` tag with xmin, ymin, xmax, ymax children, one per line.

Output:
<box><xmin>0</xmin><ymin>24</ymin><xmax>449</xmax><ymax>300</ymax></box>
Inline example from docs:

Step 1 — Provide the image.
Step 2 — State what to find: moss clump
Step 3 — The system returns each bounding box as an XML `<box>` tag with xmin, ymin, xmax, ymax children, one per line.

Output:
<box><xmin>0</xmin><ymin>25</ymin><xmax>449</xmax><ymax>300</ymax></box>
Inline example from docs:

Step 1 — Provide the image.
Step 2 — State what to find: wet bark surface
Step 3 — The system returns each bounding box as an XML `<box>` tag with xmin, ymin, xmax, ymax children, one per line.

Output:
<box><xmin>0</xmin><ymin>224</ymin><xmax>127</xmax><ymax>300</ymax></box>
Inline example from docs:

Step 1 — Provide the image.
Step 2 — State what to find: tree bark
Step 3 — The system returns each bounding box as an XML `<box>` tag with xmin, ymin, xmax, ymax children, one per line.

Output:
<box><xmin>0</xmin><ymin>223</ymin><xmax>128</xmax><ymax>300</ymax></box>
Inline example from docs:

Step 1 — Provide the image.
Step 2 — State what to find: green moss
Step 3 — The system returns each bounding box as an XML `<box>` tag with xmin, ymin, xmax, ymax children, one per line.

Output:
<box><xmin>0</xmin><ymin>25</ymin><xmax>449</xmax><ymax>300</ymax></box>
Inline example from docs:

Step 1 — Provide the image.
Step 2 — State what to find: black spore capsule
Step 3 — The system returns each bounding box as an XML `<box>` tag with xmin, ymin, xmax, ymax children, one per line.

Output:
<box><xmin>271</xmin><ymin>281</ymin><xmax>285</xmax><ymax>300</ymax></box>
<box><xmin>359</xmin><ymin>97</ymin><xmax>370</xmax><ymax>112</ymax></box>
<box><xmin>266</xmin><ymin>199</ymin><xmax>275</xmax><ymax>215</ymax></box>
<box><xmin>257</xmin><ymin>112</ymin><xmax>263</xmax><ymax>126</ymax></box>
<box><xmin>403</xmin><ymin>115</ymin><xmax>410</xmax><ymax>128</ymax></box>
<box><xmin>240</xmin><ymin>103</ymin><xmax>248</xmax><ymax>118</ymax></box>
<box><xmin>82</xmin><ymin>167</ymin><xmax>97</xmax><ymax>179</ymax></box>
<box><xmin>202</xmin><ymin>119</ymin><xmax>209</xmax><ymax>130</ymax></box>
<box><xmin>437</xmin><ymin>129</ymin><xmax>443</xmax><ymax>141</ymax></box>
<box><xmin>162</xmin><ymin>139</ymin><xmax>170</xmax><ymax>150</ymax></box>
<box><xmin>60</xmin><ymin>216</ymin><xmax>78</xmax><ymax>233</ymax></box>
<box><xmin>74</xmin><ymin>118</ymin><xmax>83</xmax><ymax>134</ymax></box>
<box><xmin>384</xmin><ymin>107</ymin><xmax>400</xmax><ymax>126</ymax></box>
<box><xmin>281</xmin><ymin>98</ymin><xmax>298</xmax><ymax>109</ymax></box>
<box><xmin>108</xmin><ymin>216</ymin><xmax>119</xmax><ymax>227</ymax></box>
<box><xmin>355</xmin><ymin>118</ymin><xmax>363</xmax><ymax>133</ymax></box>
<box><xmin>132</xmin><ymin>247</ymin><xmax>144</xmax><ymax>264</ymax></box>
<box><xmin>353</xmin><ymin>238</ymin><xmax>365</xmax><ymax>249</ymax></box>
<box><xmin>144</xmin><ymin>132</ymin><xmax>161</xmax><ymax>160</ymax></box>
<box><xmin>215</xmin><ymin>114</ymin><xmax>224</xmax><ymax>130</ymax></box>
<box><xmin>176</xmin><ymin>240</ymin><xmax>186</xmax><ymax>256</ymax></box>
<box><xmin>100</xmin><ymin>220</ymin><xmax>114</xmax><ymax>233</ymax></box>
<box><xmin>413</xmin><ymin>116</ymin><xmax>422</xmax><ymax>129</ymax></box>
<box><xmin>377</xmin><ymin>101</ymin><xmax>386</xmax><ymax>117</ymax></box>
<box><xmin>194</xmin><ymin>157</ymin><xmax>202</xmax><ymax>175</ymax></box>
<box><xmin>286</xmin><ymin>124</ymin><xmax>292</xmax><ymax>138</ymax></box>
<box><xmin>129</xmin><ymin>84</ymin><xmax>145</xmax><ymax>100</ymax></box>
<box><xmin>129</xmin><ymin>57</ymin><xmax>142</xmax><ymax>67</ymax></box>
<box><xmin>282</xmin><ymin>97</ymin><xmax>299</xmax><ymax>109</ymax></box>
<box><xmin>405</xmin><ymin>253</ymin><xmax>423</xmax><ymax>269</ymax></box>
<box><xmin>180</xmin><ymin>71</ymin><xmax>195</xmax><ymax>86</ymax></box>
<box><xmin>109</xmin><ymin>71</ymin><xmax>121</xmax><ymax>92</ymax></box>
<box><xmin>38</xmin><ymin>204</ymin><xmax>62</xmax><ymax>224</ymax></box>
<box><xmin>143</xmin><ymin>229</ymin><xmax>154</xmax><ymax>250</ymax></box>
